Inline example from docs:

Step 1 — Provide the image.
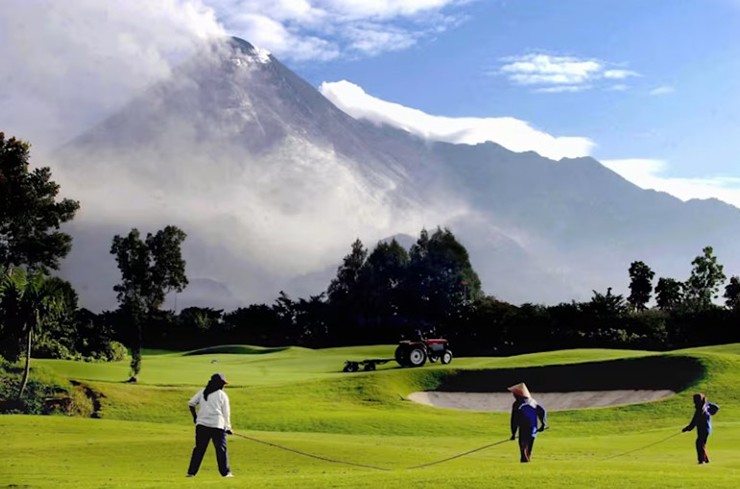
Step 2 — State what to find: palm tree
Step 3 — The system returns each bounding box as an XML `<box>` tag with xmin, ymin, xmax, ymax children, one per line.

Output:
<box><xmin>0</xmin><ymin>268</ymin><xmax>64</xmax><ymax>399</ymax></box>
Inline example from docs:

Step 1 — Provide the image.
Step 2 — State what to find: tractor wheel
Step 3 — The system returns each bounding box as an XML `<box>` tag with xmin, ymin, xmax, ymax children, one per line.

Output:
<box><xmin>395</xmin><ymin>345</ymin><xmax>409</xmax><ymax>367</ymax></box>
<box><xmin>344</xmin><ymin>362</ymin><xmax>359</xmax><ymax>373</ymax></box>
<box><xmin>441</xmin><ymin>350</ymin><xmax>453</xmax><ymax>365</ymax></box>
<box><xmin>363</xmin><ymin>362</ymin><xmax>376</xmax><ymax>371</ymax></box>
<box><xmin>428</xmin><ymin>355</ymin><xmax>439</xmax><ymax>363</ymax></box>
<box><xmin>408</xmin><ymin>347</ymin><xmax>427</xmax><ymax>367</ymax></box>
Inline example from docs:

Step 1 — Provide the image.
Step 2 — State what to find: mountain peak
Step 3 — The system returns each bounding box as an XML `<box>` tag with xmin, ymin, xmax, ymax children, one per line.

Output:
<box><xmin>227</xmin><ymin>36</ymin><xmax>272</xmax><ymax>64</ymax></box>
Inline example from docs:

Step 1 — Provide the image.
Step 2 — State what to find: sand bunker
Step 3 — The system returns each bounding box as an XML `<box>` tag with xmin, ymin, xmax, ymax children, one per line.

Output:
<box><xmin>408</xmin><ymin>390</ymin><xmax>676</xmax><ymax>412</ymax></box>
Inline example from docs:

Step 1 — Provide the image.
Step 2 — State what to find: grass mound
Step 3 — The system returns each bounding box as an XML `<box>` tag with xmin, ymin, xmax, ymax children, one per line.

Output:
<box><xmin>183</xmin><ymin>344</ymin><xmax>289</xmax><ymax>356</ymax></box>
<box><xmin>433</xmin><ymin>355</ymin><xmax>704</xmax><ymax>393</ymax></box>
<box><xmin>0</xmin><ymin>360</ymin><xmax>96</xmax><ymax>416</ymax></box>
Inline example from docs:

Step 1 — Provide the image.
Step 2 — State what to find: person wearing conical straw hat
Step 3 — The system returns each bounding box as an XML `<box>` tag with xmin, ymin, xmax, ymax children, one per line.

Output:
<box><xmin>508</xmin><ymin>382</ymin><xmax>547</xmax><ymax>463</ymax></box>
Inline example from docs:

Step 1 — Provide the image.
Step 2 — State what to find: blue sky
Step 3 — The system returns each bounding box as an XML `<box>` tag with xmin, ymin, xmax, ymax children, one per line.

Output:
<box><xmin>228</xmin><ymin>0</ymin><xmax>740</xmax><ymax>205</ymax></box>
<box><xmin>3</xmin><ymin>0</ymin><xmax>739</xmax><ymax>205</ymax></box>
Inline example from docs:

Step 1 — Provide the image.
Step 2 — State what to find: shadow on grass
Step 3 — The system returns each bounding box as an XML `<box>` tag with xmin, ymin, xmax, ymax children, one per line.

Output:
<box><xmin>435</xmin><ymin>355</ymin><xmax>704</xmax><ymax>393</ymax></box>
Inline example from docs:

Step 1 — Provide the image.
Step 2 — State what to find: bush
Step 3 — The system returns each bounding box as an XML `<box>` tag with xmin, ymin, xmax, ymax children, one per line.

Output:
<box><xmin>33</xmin><ymin>335</ymin><xmax>75</xmax><ymax>359</ymax></box>
<box><xmin>104</xmin><ymin>341</ymin><xmax>128</xmax><ymax>362</ymax></box>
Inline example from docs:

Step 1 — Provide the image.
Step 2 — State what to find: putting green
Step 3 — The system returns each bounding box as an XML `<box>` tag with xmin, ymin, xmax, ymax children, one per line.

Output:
<box><xmin>2</xmin><ymin>344</ymin><xmax>739</xmax><ymax>488</ymax></box>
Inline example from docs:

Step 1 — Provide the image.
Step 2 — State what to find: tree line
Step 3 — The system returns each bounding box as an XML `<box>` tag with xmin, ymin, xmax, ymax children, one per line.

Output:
<box><xmin>3</xmin><ymin>132</ymin><xmax>740</xmax><ymax>399</ymax></box>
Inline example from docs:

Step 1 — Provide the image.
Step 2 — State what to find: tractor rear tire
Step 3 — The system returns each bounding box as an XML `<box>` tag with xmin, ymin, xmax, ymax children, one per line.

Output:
<box><xmin>441</xmin><ymin>350</ymin><xmax>453</xmax><ymax>365</ymax></box>
<box><xmin>408</xmin><ymin>347</ymin><xmax>427</xmax><ymax>367</ymax></box>
<box><xmin>343</xmin><ymin>362</ymin><xmax>359</xmax><ymax>373</ymax></box>
<box><xmin>395</xmin><ymin>345</ymin><xmax>409</xmax><ymax>367</ymax></box>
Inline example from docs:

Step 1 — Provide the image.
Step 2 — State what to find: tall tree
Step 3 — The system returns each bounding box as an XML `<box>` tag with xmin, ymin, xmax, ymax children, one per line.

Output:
<box><xmin>0</xmin><ymin>268</ymin><xmax>64</xmax><ymax>398</ymax></box>
<box><xmin>587</xmin><ymin>287</ymin><xmax>627</xmax><ymax>319</ymax></box>
<box><xmin>627</xmin><ymin>261</ymin><xmax>655</xmax><ymax>311</ymax></box>
<box><xmin>407</xmin><ymin>227</ymin><xmax>482</xmax><ymax>323</ymax></box>
<box><xmin>0</xmin><ymin>133</ymin><xmax>79</xmax><ymax>271</ymax></box>
<box><xmin>110</xmin><ymin>226</ymin><xmax>188</xmax><ymax>380</ymax></box>
<box><xmin>360</xmin><ymin>239</ymin><xmax>409</xmax><ymax>326</ymax></box>
<box><xmin>655</xmin><ymin>277</ymin><xmax>683</xmax><ymax>311</ymax></box>
<box><xmin>684</xmin><ymin>246</ymin><xmax>726</xmax><ymax>310</ymax></box>
<box><xmin>327</xmin><ymin>238</ymin><xmax>367</xmax><ymax>305</ymax></box>
<box><xmin>724</xmin><ymin>276</ymin><xmax>740</xmax><ymax>311</ymax></box>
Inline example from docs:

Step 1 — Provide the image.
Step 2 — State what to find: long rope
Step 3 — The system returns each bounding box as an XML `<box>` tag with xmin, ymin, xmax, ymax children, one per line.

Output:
<box><xmin>405</xmin><ymin>438</ymin><xmax>513</xmax><ymax>470</ymax></box>
<box><xmin>233</xmin><ymin>432</ymin><xmax>514</xmax><ymax>471</ymax></box>
<box><xmin>232</xmin><ymin>432</ymin><xmax>391</xmax><ymax>471</ymax></box>
<box><xmin>602</xmin><ymin>431</ymin><xmax>683</xmax><ymax>461</ymax></box>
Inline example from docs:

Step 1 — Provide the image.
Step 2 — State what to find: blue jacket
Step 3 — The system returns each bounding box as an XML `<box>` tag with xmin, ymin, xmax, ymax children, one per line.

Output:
<box><xmin>685</xmin><ymin>402</ymin><xmax>720</xmax><ymax>434</ymax></box>
<box><xmin>511</xmin><ymin>398</ymin><xmax>547</xmax><ymax>438</ymax></box>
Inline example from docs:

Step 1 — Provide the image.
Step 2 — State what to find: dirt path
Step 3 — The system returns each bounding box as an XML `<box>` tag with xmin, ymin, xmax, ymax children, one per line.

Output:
<box><xmin>407</xmin><ymin>390</ymin><xmax>675</xmax><ymax>412</ymax></box>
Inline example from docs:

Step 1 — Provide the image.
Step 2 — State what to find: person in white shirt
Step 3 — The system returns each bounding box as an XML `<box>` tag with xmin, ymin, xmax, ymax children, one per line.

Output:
<box><xmin>186</xmin><ymin>373</ymin><xmax>233</xmax><ymax>477</ymax></box>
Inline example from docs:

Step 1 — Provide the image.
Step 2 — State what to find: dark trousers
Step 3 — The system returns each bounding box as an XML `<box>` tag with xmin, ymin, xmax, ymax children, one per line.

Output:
<box><xmin>695</xmin><ymin>431</ymin><xmax>709</xmax><ymax>463</ymax></box>
<box><xmin>188</xmin><ymin>425</ymin><xmax>231</xmax><ymax>476</ymax></box>
<box><xmin>519</xmin><ymin>435</ymin><xmax>536</xmax><ymax>463</ymax></box>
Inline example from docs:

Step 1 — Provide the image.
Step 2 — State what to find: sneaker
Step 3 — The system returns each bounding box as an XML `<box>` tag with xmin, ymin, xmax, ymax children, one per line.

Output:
<box><xmin>186</xmin><ymin>474</ymin><xmax>195</xmax><ymax>477</ymax></box>
<box><xmin>224</xmin><ymin>473</ymin><xmax>234</xmax><ymax>478</ymax></box>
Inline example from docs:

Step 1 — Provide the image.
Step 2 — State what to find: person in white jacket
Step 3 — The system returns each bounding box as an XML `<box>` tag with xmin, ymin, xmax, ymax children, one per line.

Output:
<box><xmin>186</xmin><ymin>373</ymin><xmax>233</xmax><ymax>477</ymax></box>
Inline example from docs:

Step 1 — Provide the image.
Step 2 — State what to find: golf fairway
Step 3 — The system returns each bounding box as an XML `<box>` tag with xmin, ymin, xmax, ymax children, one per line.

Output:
<box><xmin>2</xmin><ymin>344</ymin><xmax>740</xmax><ymax>488</ymax></box>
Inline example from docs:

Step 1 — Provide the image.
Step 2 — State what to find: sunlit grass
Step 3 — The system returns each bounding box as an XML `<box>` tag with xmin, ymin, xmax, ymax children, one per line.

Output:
<box><xmin>2</xmin><ymin>344</ymin><xmax>740</xmax><ymax>487</ymax></box>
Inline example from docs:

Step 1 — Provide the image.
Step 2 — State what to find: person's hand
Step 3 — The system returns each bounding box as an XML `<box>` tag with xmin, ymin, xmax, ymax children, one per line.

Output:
<box><xmin>682</xmin><ymin>427</ymin><xmax>690</xmax><ymax>433</ymax></box>
<box><xmin>225</xmin><ymin>429</ymin><xmax>233</xmax><ymax>435</ymax></box>
<box><xmin>538</xmin><ymin>425</ymin><xmax>547</xmax><ymax>433</ymax></box>
<box><xmin>192</xmin><ymin>417</ymin><xmax>197</xmax><ymax>424</ymax></box>
<box><xmin>510</xmin><ymin>434</ymin><xmax>516</xmax><ymax>441</ymax></box>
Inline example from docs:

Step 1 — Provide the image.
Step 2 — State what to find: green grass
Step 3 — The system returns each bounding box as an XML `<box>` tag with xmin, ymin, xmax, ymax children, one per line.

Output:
<box><xmin>2</xmin><ymin>344</ymin><xmax>740</xmax><ymax>487</ymax></box>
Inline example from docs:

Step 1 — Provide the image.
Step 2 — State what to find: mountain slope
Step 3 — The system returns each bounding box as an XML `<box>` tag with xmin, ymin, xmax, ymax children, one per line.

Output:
<box><xmin>53</xmin><ymin>36</ymin><xmax>740</xmax><ymax>310</ymax></box>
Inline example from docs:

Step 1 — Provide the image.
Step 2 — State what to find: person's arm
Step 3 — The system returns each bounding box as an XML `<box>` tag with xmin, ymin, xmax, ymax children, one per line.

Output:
<box><xmin>223</xmin><ymin>392</ymin><xmax>232</xmax><ymax>434</ymax></box>
<box><xmin>510</xmin><ymin>405</ymin><xmax>518</xmax><ymax>440</ymax></box>
<box><xmin>682</xmin><ymin>411</ymin><xmax>698</xmax><ymax>432</ymax></box>
<box><xmin>537</xmin><ymin>404</ymin><xmax>548</xmax><ymax>432</ymax></box>
<box><xmin>188</xmin><ymin>391</ymin><xmax>201</xmax><ymax>424</ymax></box>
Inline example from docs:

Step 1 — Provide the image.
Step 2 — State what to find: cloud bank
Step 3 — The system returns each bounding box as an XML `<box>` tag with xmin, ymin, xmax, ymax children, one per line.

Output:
<box><xmin>319</xmin><ymin>80</ymin><xmax>596</xmax><ymax>160</ymax></box>
<box><xmin>602</xmin><ymin>159</ymin><xmax>740</xmax><ymax>209</ymax></box>
<box><xmin>0</xmin><ymin>0</ymin><xmax>225</xmax><ymax>150</ymax></box>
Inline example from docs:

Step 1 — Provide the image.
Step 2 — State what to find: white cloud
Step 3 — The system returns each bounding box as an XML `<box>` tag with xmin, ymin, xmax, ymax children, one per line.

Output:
<box><xmin>499</xmin><ymin>53</ymin><xmax>640</xmax><ymax>93</ymax></box>
<box><xmin>320</xmin><ymin>80</ymin><xmax>595</xmax><ymax>160</ymax></box>
<box><xmin>601</xmin><ymin>159</ymin><xmax>740</xmax><ymax>209</ymax></box>
<box><xmin>535</xmin><ymin>85</ymin><xmax>590</xmax><ymax>94</ymax></box>
<box><xmin>206</xmin><ymin>0</ymin><xmax>476</xmax><ymax>60</ymax></box>
<box><xmin>649</xmin><ymin>85</ymin><xmax>675</xmax><ymax>96</ymax></box>
<box><xmin>603</xmin><ymin>69</ymin><xmax>640</xmax><ymax>80</ymax></box>
<box><xmin>0</xmin><ymin>0</ymin><xmax>225</xmax><ymax>149</ymax></box>
<box><xmin>0</xmin><ymin>0</ymin><xmax>477</xmax><ymax>151</ymax></box>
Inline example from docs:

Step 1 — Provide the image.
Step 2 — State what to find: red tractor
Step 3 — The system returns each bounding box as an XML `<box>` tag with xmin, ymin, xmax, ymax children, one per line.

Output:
<box><xmin>394</xmin><ymin>335</ymin><xmax>453</xmax><ymax>368</ymax></box>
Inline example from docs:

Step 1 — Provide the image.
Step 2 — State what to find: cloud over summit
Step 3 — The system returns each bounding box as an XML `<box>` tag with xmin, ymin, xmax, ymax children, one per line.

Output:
<box><xmin>320</xmin><ymin>80</ymin><xmax>596</xmax><ymax>160</ymax></box>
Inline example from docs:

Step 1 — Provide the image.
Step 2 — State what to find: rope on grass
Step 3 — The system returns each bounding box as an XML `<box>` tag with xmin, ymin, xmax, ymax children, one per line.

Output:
<box><xmin>233</xmin><ymin>432</ymin><xmax>515</xmax><ymax>472</ymax></box>
<box><xmin>405</xmin><ymin>437</ymin><xmax>513</xmax><ymax>470</ymax></box>
<box><xmin>602</xmin><ymin>431</ymin><xmax>683</xmax><ymax>461</ymax></box>
<box><xmin>232</xmin><ymin>432</ymin><xmax>391</xmax><ymax>472</ymax></box>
